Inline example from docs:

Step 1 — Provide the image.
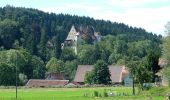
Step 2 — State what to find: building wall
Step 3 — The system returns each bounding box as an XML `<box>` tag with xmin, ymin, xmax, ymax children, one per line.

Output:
<box><xmin>64</xmin><ymin>25</ymin><xmax>78</xmax><ymax>54</ymax></box>
<box><xmin>124</xmin><ymin>75</ymin><xmax>133</xmax><ymax>87</ymax></box>
<box><xmin>162</xmin><ymin>76</ymin><xmax>169</xmax><ymax>86</ymax></box>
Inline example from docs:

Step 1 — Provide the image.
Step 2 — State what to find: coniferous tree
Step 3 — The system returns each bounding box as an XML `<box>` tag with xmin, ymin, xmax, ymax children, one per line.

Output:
<box><xmin>162</xmin><ymin>22</ymin><xmax>170</xmax><ymax>84</ymax></box>
<box><xmin>145</xmin><ymin>49</ymin><xmax>161</xmax><ymax>82</ymax></box>
<box><xmin>84</xmin><ymin>60</ymin><xmax>111</xmax><ymax>85</ymax></box>
<box><xmin>38</xmin><ymin>26</ymin><xmax>48</xmax><ymax>61</ymax></box>
<box><xmin>0</xmin><ymin>6</ymin><xmax>163</xmax><ymax>86</ymax></box>
<box><xmin>53</xmin><ymin>34</ymin><xmax>61</xmax><ymax>59</ymax></box>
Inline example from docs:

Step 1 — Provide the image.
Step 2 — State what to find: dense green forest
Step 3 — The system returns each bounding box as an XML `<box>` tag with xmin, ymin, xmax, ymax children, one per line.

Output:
<box><xmin>0</xmin><ymin>6</ymin><xmax>162</xmax><ymax>86</ymax></box>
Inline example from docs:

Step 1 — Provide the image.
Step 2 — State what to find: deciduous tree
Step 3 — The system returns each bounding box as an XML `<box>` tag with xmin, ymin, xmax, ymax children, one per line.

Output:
<box><xmin>93</xmin><ymin>60</ymin><xmax>111</xmax><ymax>85</ymax></box>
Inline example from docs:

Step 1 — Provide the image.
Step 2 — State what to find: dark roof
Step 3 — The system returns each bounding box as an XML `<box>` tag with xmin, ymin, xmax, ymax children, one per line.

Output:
<box><xmin>46</xmin><ymin>73</ymin><xmax>65</xmax><ymax>80</ymax></box>
<box><xmin>66</xmin><ymin>25</ymin><xmax>97</xmax><ymax>41</ymax></box>
<box><xmin>74</xmin><ymin>65</ymin><xmax>127</xmax><ymax>83</ymax></box>
<box><xmin>26</xmin><ymin>79</ymin><xmax>69</xmax><ymax>87</ymax></box>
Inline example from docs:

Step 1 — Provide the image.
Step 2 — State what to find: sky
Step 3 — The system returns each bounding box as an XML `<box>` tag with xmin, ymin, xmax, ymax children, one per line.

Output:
<box><xmin>0</xmin><ymin>0</ymin><xmax>170</xmax><ymax>36</ymax></box>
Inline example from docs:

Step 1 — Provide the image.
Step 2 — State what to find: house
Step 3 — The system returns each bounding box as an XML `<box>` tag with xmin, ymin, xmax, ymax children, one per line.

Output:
<box><xmin>26</xmin><ymin>73</ymin><xmax>67</xmax><ymax>87</ymax></box>
<box><xmin>74</xmin><ymin>65</ymin><xmax>132</xmax><ymax>86</ymax></box>
<box><xmin>109</xmin><ymin>65</ymin><xmax>128</xmax><ymax>83</ymax></box>
<box><xmin>161</xmin><ymin>76</ymin><xmax>169</xmax><ymax>86</ymax></box>
<box><xmin>62</xmin><ymin>25</ymin><xmax>101</xmax><ymax>54</ymax></box>
<box><xmin>155</xmin><ymin>58</ymin><xmax>169</xmax><ymax>86</ymax></box>
<box><xmin>26</xmin><ymin>79</ymin><xmax>69</xmax><ymax>87</ymax></box>
<box><xmin>46</xmin><ymin>73</ymin><xmax>65</xmax><ymax>80</ymax></box>
<box><xmin>123</xmin><ymin>74</ymin><xmax>133</xmax><ymax>87</ymax></box>
<box><xmin>74</xmin><ymin>65</ymin><xmax>93</xmax><ymax>85</ymax></box>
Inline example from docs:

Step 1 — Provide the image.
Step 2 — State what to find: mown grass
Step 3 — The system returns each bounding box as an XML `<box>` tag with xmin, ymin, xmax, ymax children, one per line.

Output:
<box><xmin>0</xmin><ymin>87</ymin><xmax>169</xmax><ymax>100</ymax></box>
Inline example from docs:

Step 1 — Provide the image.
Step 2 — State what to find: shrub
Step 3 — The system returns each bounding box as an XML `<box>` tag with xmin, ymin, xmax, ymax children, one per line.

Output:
<box><xmin>94</xmin><ymin>91</ymin><xmax>99</xmax><ymax>97</ymax></box>
<box><xmin>103</xmin><ymin>90</ymin><xmax>108</xmax><ymax>97</ymax></box>
<box><xmin>19</xmin><ymin>73</ymin><xmax>28</xmax><ymax>85</ymax></box>
<box><xmin>149</xmin><ymin>87</ymin><xmax>170</xmax><ymax>96</ymax></box>
<box><xmin>143</xmin><ymin>83</ymin><xmax>154</xmax><ymax>90</ymax></box>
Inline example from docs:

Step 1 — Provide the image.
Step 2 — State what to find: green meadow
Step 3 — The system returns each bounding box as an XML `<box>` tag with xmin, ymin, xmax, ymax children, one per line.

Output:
<box><xmin>0</xmin><ymin>87</ymin><xmax>169</xmax><ymax>100</ymax></box>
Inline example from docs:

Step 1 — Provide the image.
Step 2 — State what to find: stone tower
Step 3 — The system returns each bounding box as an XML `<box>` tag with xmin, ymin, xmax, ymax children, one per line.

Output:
<box><xmin>64</xmin><ymin>25</ymin><xmax>78</xmax><ymax>54</ymax></box>
<box><xmin>63</xmin><ymin>25</ymin><xmax>101</xmax><ymax>54</ymax></box>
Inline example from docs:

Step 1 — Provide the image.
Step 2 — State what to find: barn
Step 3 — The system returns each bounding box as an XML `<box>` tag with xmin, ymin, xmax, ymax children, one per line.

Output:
<box><xmin>74</xmin><ymin>65</ymin><xmax>132</xmax><ymax>86</ymax></box>
<box><xmin>26</xmin><ymin>73</ymin><xmax>68</xmax><ymax>87</ymax></box>
<box><xmin>26</xmin><ymin>79</ymin><xmax>69</xmax><ymax>87</ymax></box>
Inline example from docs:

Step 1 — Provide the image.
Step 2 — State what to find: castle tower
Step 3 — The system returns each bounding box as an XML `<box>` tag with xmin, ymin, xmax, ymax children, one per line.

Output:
<box><xmin>64</xmin><ymin>25</ymin><xmax>78</xmax><ymax>54</ymax></box>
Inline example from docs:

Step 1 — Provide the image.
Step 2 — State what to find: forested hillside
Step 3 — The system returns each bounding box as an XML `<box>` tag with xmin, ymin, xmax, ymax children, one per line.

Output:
<box><xmin>0</xmin><ymin>6</ymin><xmax>162</xmax><ymax>85</ymax></box>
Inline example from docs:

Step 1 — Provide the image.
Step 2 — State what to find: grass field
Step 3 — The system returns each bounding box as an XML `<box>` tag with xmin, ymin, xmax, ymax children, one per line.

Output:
<box><xmin>0</xmin><ymin>87</ymin><xmax>169</xmax><ymax>100</ymax></box>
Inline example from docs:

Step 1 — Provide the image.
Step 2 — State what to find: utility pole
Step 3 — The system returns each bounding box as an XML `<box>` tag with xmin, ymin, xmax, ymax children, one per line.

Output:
<box><xmin>15</xmin><ymin>53</ymin><xmax>18</xmax><ymax>99</ymax></box>
<box><xmin>132</xmin><ymin>75</ymin><xmax>135</xmax><ymax>95</ymax></box>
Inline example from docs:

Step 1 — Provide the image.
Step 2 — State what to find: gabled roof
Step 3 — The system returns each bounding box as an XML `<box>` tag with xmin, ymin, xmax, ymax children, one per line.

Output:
<box><xmin>66</xmin><ymin>25</ymin><xmax>77</xmax><ymax>41</ymax></box>
<box><xmin>26</xmin><ymin>79</ymin><xmax>69</xmax><ymax>87</ymax></box>
<box><xmin>74</xmin><ymin>65</ymin><xmax>127</xmax><ymax>83</ymax></box>
<box><xmin>46</xmin><ymin>73</ymin><xmax>65</xmax><ymax>80</ymax></box>
<box><xmin>109</xmin><ymin>66</ymin><xmax>125</xmax><ymax>83</ymax></box>
<box><xmin>66</xmin><ymin>25</ymin><xmax>98</xmax><ymax>41</ymax></box>
<box><xmin>74</xmin><ymin>65</ymin><xmax>93</xmax><ymax>82</ymax></box>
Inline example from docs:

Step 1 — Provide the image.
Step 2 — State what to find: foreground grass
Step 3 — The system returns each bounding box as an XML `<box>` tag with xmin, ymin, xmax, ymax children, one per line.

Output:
<box><xmin>0</xmin><ymin>87</ymin><xmax>169</xmax><ymax>100</ymax></box>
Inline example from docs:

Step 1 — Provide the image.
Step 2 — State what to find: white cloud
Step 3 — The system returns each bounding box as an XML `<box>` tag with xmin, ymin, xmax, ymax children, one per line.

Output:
<box><xmin>39</xmin><ymin>0</ymin><xmax>170</xmax><ymax>36</ymax></box>
<box><xmin>40</xmin><ymin>3</ymin><xmax>103</xmax><ymax>15</ymax></box>
<box><xmin>108</xmin><ymin>0</ymin><xmax>169</xmax><ymax>8</ymax></box>
<box><xmin>95</xmin><ymin>6</ymin><xmax>170</xmax><ymax>35</ymax></box>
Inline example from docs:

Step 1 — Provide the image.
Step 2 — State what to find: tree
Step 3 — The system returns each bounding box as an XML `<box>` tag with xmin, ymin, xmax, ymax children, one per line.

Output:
<box><xmin>46</xmin><ymin>57</ymin><xmax>64</xmax><ymax>74</ymax></box>
<box><xmin>52</xmin><ymin>34</ymin><xmax>62</xmax><ymax>59</ymax></box>
<box><xmin>84</xmin><ymin>71</ymin><xmax>94</xmax><ymax>84</ymax></box>
<box><xmin>114</xmin><ymin>39</ymin><xmax>127</xmax><ymax>55</ymax></box>
<box><xmin>0</xmin><ymin>19</ymin><xmax>20</xmax><ymax>49</ymax></box>
<box><xmin>0</xmin><ymin>49</ymin><xmax>28</xmax><ymax>85</ymax></box>
<box><xmin>38</xmin><ymin>27</ymin><xmax>48</xmax><ymax>61</ymax></box>
<box><xmin>163</xmin><ymin>22</ymin><xmax>170</xmax><ymax>60</ymax></box>
<box><xmin>127</xmin><ymin>40</ymin><xmax>152</xmax><ymax>58</ymax></box>
<box><xmin>5</xmin><ymin>49</ymin><xmax>26</xmax><ymax>74</ymax></box>
<box><xmin>162</xmin><ymin>22</ymin><xmax>170</xmax><ymax>84</ymax></box>
<box><xmin>0</xmin><ymin>62</ymin><xmax>15</xmax><ymax>86</ymax></box>
<box><xmin>31</xmin><ymin>56</ymin><xmax>46</xmax><ymax>79</ymax></box>
<box><xmin>62</xmin><ymin>60</ymin><xmax>78</xmax><ymax>80</ymax></box>
<box><xmin>126</xmin><ymin>60</ymin><xmax>138</xmax><ymax>95</ymax></box>
<box><xmin>0</xmin><ymin>6</ymin><xmax>163</xmax><ymax>86</ymax></box>
<box><xmin>18</xmin><ymin>48</ymin><xmax>33</xmax><ymax>79</ymax></box>
<box><xmin>30</xmin><ymin>23</ymin><xmax>41</xmax><ymax>55</ymax></box>
<box><xmin>0</xmin><ymin>49</ymin><xmax>47</xmax><ymax>80</ymax></box>
<box><xmin>60</xmin><ymin>47</ymin><xmax>76</xmax><ymax>61</ymax></box>
<box><xmin>18</xmin><ymin>73</ymin><xmax>28</xmax><ymax>85</ymax></box>
<box><xmin>84</xmin><ymin>33</ymin><xmax>93</xmax><ymax>44</ymax></box>
<box><xmin>108</xmin><ymin>53</ymin><xmax>116</xmax><ymax>64</ymax></box>
<box><xmin>145</xmin><ymin>49</ymin><xmax>161</xmax><ymax>82</ymax></box>
<box><xmin>126</xmin><ymin>59</ymin><xmax>153</xmax><ymax>94</ymax></box>
<box><xmin>78</xmin><ymin>45</ymin><xmax>97</xmax><ymax>64</ymax></box>
<box><xmin>93</xmin><ymin>60</ymin><xmax>111</xmax><ymax>85</ymax></box>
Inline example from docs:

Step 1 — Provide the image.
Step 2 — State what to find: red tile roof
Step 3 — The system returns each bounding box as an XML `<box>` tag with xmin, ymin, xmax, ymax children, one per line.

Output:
<box><xmin>26</xmin><ymin>79</ymin><xmax>69</xmax><ymax>87</ymax></box>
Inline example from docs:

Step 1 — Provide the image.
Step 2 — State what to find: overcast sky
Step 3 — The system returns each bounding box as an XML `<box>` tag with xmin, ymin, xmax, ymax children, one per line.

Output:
<box><xmin>1</xmin><ymin>0</ymin><xmax>170</xmax><ymax>36</ymax></box>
